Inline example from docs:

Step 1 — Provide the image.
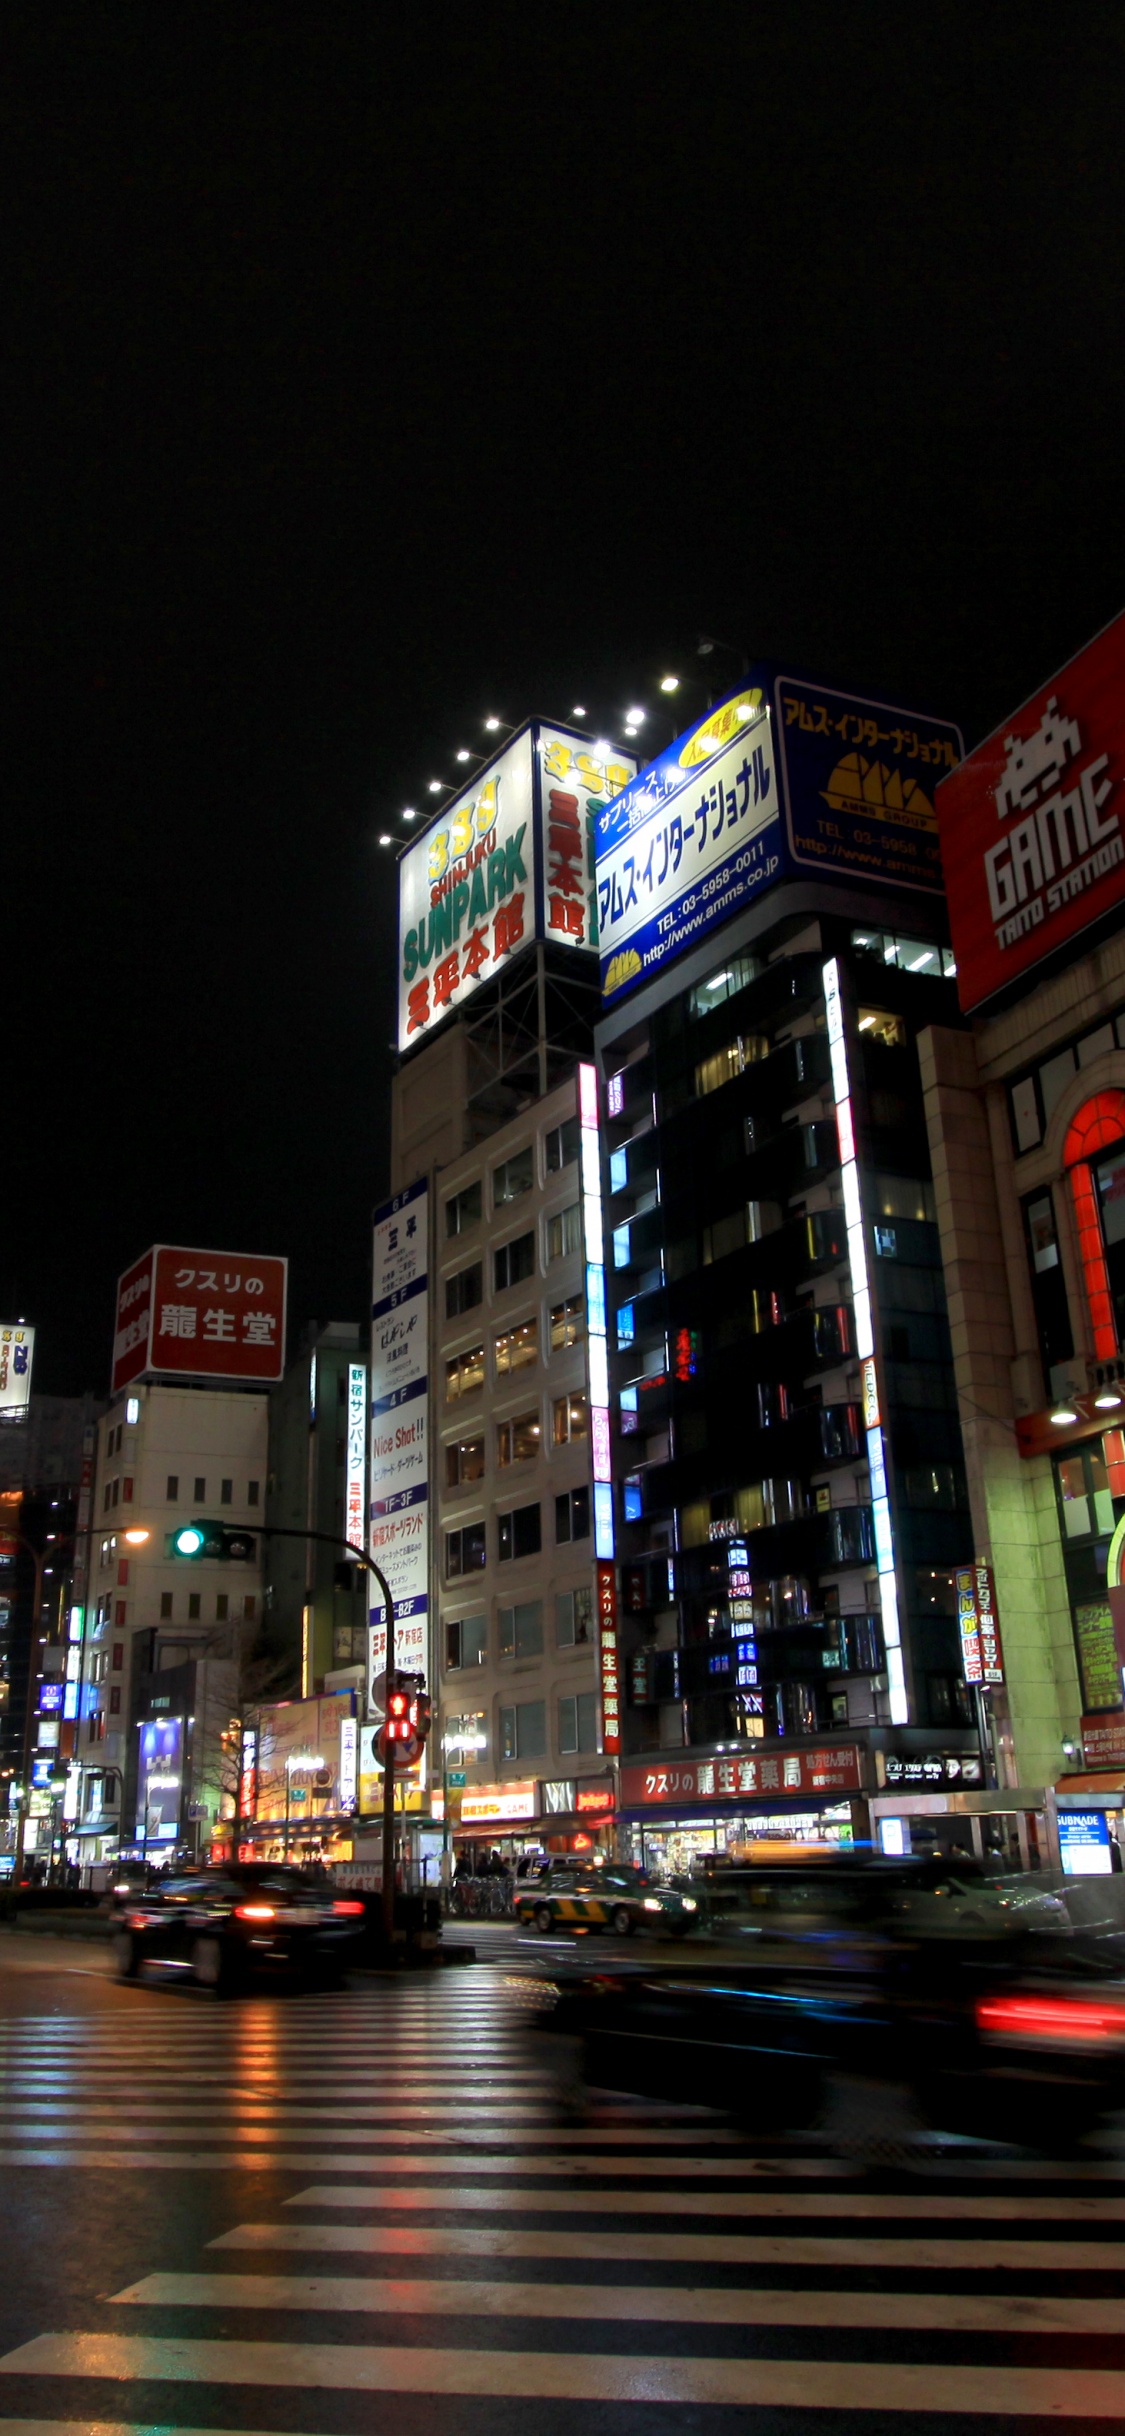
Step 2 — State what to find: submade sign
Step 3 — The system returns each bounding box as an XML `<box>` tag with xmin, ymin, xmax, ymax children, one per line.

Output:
<box><xmin>937</xmin><ymin>607</ymin><xmax>1125</xmax><ymax>1014</ymax></box>
<box><xmin>595</xmin><ymin>671</ymin><xmax>962</xmax><ymax>1005</ymax></box>
<box><xmin>397</xmin><ymin>723</ymin><xmax>635</xmax><ymax>1051</ymax></box>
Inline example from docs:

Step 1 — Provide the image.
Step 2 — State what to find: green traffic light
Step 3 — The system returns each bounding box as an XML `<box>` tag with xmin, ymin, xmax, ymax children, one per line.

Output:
<box><xmin>173</xmin><ymin>1524</ymin><xmax>206</xmax><ymax>1556</ymax></box>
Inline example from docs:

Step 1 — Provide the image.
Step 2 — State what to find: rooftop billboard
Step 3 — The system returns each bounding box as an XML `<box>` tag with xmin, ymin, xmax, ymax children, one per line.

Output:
<box><xmin>111</xmin><ymin>1245</ymin><xmax>288</xmax><ymax>1394</ymax></box>
<box><xmin>594</xmin><ymin>670</ymin><xmax>962</xmax><ymax>1006</ymax></box>
<box><xmin>396</xmin><ymin>723</ymin><xmax>636</xmax><ymax>1052</ymax></box>
<box><xmin>0</xmin><ymin>1326</ymin><xmax>34</xmax><ymax>1420</ymax></box>
<box><xmin>936</xmin><ymin>608</ymin><xmax>1125</xmax><ymax>1015</ymax></box>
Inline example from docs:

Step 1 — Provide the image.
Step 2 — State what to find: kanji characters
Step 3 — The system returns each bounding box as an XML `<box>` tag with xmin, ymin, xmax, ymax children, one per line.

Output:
<box><xmin>494</xmin><ymin>891</ymin><xmax>525</xmax><ymax>958</ymax></box>
<box><xmin>462</xmin><ymin>924</ymin><xmax>490</xmax><ymax>978</ymax></box>
<box><xmin>158</xmin><ymin>1305</ymin><xmax>197</xmax><ymax>1339</ymax></box>
<box><xmin>406</xmin><ymin>979</ymin><xmax>430</xmax><ymax>1034</ymax></box>
<box><xmin>243</xmin><ymin>1312</ymin><xmax>276</xmax><ymax>1345</ymax></box>
<box><xmin>202</xmin><ymin>1309</ymin><xmax>236</xmax><ymax>1341</ymax></box>
<box><xmin>432</xmin><ymin>951</ymin><xmax>460</xmax><ymax>1009</ymax></box>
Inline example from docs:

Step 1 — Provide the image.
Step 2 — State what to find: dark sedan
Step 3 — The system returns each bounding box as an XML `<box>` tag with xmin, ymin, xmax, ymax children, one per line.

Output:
<box><xmin>112</xmin><ymin>1862</ymin><xmax>366</xmax><ymax>1992</ymax></box>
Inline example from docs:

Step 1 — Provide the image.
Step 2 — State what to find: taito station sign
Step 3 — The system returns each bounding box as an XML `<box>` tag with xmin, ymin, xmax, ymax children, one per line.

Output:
<box><xmin>112</xmin><ymin>1245</ymin><xmax>288</xmax><ymax>1394</ymax></box>
<box><xmin>937</xmin><ymin>608</ymin><xmax>1125</xmax><ymax>1014</ymax></box>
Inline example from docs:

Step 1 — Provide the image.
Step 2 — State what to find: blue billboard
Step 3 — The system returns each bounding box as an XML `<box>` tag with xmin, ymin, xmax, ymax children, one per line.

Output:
<box><xmin>594</xmin><ymin>668</ymin><xmax>963</xmax><ymax>1006</ymax></box>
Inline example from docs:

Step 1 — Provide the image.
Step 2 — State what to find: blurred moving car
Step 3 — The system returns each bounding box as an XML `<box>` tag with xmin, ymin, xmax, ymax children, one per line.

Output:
<box><xmin>513</xmin><ymin>1860</ymin><xmax>698</xmax><ymax>1938</ymax></box>
<box><xmin>112</xmin><ymin>1862</ymin><xmax>366</xmax><ymax>1991</ymax></box>
<box><xmin>533</xmin><ymin>1856</ymin><xmax>1125</xmax><ymax>2142</ymax></box>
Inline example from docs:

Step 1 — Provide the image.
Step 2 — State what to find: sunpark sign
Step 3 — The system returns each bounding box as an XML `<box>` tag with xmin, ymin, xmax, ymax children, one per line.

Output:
<box><xmin>937</xmin><ymin>608</ymin><xmax>1125</xmax><ymax>1015</ymax></box>
<box><xmin>594</xmin><ymin>670</ymin><xmax>961</xmax><ymax>1006</ymax></box>
<box><xmin>396</xmin><ymin>724</ymin><xmax>636</xmax><ymax>1052</ymax></box>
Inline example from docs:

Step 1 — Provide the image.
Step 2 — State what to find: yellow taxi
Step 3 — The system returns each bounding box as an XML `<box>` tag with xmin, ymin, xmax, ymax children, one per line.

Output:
<box><xmin>514</xmin><ymin>1861</ymin><xmax>698</xmax><ymax>1938</ymax></box>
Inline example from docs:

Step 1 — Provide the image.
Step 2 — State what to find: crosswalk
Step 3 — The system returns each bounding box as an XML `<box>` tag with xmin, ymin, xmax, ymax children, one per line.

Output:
<box><xmin>0</xmin><ymin>1960</ymin><xmax>1123</xmax><ymax>2425</ymax></box>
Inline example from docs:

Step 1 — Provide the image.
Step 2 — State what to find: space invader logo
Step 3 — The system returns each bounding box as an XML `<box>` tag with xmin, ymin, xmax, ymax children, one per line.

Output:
<box><xmin>984</xmin><ymin>696</ymin><xmax>1118</xmax><ymax>953</ymax></box>
<box><xmin>995</xmin><ymin>696</ymin><xmax>1082</xmax><ymax>820</ymax></box>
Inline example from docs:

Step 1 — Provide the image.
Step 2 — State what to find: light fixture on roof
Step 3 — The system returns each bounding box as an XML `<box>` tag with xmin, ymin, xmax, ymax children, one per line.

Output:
<box><xmin>402</xmin><ymin>808</ymin><xmax>416</xmax><ymax>822</ymax></box>
<box><xmin>571</xmin><ymin>704</ymin><xmax>587</xmax><ymax>718</ymax></box>
<box><xmin>626</xmin><ymin>706</ymin><xmax>646</xmax><ymax>724</ymax></box>
<box><xmin>427</xmin><ymin>780</ymin><xmax>444</xmax><ymax>794</ymax></box>
<box><xmin>1050</xmin><ymin>1406</ymin><xmax>1080</xmax><ymax>1426</ymax></box>
<box><xmin>735</xmin><ymin>701</ymin><xmax>755</xmax><ymax>721</ymax></box>
<box><xmin>594</xmin><ymin>739</ymin><xmax>612</xmax><ymax>759</ymax></box>
<box><xmin>378</xmin><ymin>833</ymin><xmax>393</xmax><ymax>846</ymax></box>
<box><xmin>455</xmin><ymin>749</ymin><xmax>471</xmax><ymax>763</ymax></box>
<box><xmin>659</xmin><ymin>674</ymin><xmax>680</xmax><ymax>693</ymax></box>
<box><xmin>1095</xmin><ymin>1390</ymin><xmax>1123</xmax><ymax>1410</ymax></box>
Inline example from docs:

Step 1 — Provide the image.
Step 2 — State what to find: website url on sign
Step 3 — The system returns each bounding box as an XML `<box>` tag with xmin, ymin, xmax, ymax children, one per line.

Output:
<box><xmin>643</xmin><ymin>857</ymin><xmax>779</xmax><ymax>965</ymax></box>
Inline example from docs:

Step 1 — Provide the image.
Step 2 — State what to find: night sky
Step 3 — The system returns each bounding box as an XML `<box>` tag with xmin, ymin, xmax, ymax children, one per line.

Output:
<box><xmin>9</xmin><ymin>6</ymin><xmax>1125</xmax><ymax>1396</ymax></box>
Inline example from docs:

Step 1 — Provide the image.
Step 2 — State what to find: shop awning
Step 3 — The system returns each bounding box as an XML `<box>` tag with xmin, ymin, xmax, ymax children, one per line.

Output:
<box><xmin>1055</xmin><ymin>1771</ymin><xmax>1125</xmax><ymax>1797</ymax></box>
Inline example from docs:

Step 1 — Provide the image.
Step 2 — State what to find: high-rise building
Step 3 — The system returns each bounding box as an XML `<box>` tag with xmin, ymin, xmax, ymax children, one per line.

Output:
<box><xmin>265</xmin><ymin>1320</ymin><xmax>368</xmax><ymax>1699</ymax></box>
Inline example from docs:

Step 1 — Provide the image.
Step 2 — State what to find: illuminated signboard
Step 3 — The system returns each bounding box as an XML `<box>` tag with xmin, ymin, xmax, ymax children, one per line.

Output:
<box><xmin>955</xmin><ymin>1561</ymin><xmax>1004</xmax><ymax>1688</ymax></box>
<box><xmin>111</xmin><ymin>1246</ymin><xmax>287</xmax><ymax>1394</ymax></box>
<box><xmin>369</xmin><ymin>1181</ymin><xmax>429</xmax><ymax>1697</ymax></box>
<box><xmin>459</xmin><ymin>1780</ymin><xmax>537</xmax><ymax>1826</ymax></box>
<box><xmin>937</xmin><ymin>608</ymin><xmax>1125</xmax><ymax>1014</ymax></box>
<box><xmin>397</xmin><ymin>726</ymin><xmax>635</xmax><ymax>1052</ymax></box>
<box><xmin>1059</xmin><ymin>1809</ymin><xmax>1114</xmax><ymax>1877</ymax></box>
<box><xmin>0</xmin><ymin>1325</ymin><xmax>34</xmax><ymax>1418</ymax></box>
<box><xmin>595</xmin><ymin>673</ymin><xmax>960</xmax><ymax>1007</ymax></box>
<box><xmin>345</xmin><ymin>1362</ymin><xmax>366</xmax><ymax>1556</ymax></box>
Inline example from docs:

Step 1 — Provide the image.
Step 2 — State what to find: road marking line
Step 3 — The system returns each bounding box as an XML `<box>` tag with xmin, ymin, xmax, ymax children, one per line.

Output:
<box><xmin>210</xmin><ymin>2217</ymin><xmax>1125</xmax><ymax>2269</ymax></box>
<box><xmin>289</xmin><ymin>2177</ymin><xmax>1125</xmax><ymax>2212</ymax></box>
<box><xmin>3</xmin><ymin>2331</ymin><xmax>1124</xmax><ymax>2413</ymax></box>
<box><xmin>110</xmin><ymin>2269</ymin><xmax>1125</xmax><ymax>2333</ymax></box>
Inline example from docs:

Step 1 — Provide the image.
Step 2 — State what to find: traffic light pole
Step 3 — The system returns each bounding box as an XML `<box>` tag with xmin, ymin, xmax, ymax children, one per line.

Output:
<box><xmin>259</xmin><ymin>1526</ymin><xmax>399</xmax><ymax>1940</ymax></box>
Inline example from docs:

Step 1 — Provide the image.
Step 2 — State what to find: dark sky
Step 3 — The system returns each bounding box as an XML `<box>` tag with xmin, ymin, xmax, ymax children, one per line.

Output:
<box><xmin>9</xmin><ymin>5</ymin><xmax>1125</xmax><ymax>1395</ymax></box>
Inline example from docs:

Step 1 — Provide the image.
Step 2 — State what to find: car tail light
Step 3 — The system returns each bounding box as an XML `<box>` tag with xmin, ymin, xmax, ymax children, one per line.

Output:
<box><xmin>234</xmin><ymin>1902</ymin><xmax>277</xmax><ymax>1921</ymax></box>
<box><xmin>331</xmin><ymin>1899</ymin><xmax>365</xmax><ymax>1916</ymax></box>
<box><xmin>125</xmin><ymin>1911</ymin><xmax>148</xmax><ymax>1930</ymax></box>
<box><xmin>976</xmin><ymin>1991</ymin><xmax>1125</xmax><ymax>2045</ymax></box>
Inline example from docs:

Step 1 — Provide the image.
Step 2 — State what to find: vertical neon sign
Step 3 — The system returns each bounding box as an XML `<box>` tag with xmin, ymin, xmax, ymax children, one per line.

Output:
<box><xmin>579</xmin><ymin>1061</ymin><xmax>614</xmax><ymax>1560</ymax></box>
<box><xmin>823</xmin><ymin>959</ymin><xmax>908</xmax><ymax>1726</ymax></box>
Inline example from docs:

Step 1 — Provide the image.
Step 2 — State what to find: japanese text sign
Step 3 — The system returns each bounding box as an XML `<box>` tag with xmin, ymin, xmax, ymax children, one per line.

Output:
<box><xmin>369</xmin><ymin>1181</ymin><xmax>429</xmax><ymax>1698</ymax></box>
<box><xmin>112</xmin><ymin>1246</ymin><xmax>287</xmax><ymax>1393</ymax></box>
<box><xmin>596</xmin><ymin>1559</ymin><xmax>621</xmax><ymax>1756</ymax></box>
<box><xmin>937</xmin><ymin>609</ymin><xmax>1125</xmax><ymax>1013</ymax></box>
<box><xmin>0</xmin><ymin>1325</ymin><xmax>35</xmax><ymax>1417</ymax></box>
<box><xmin>595</xmin><ymin>670</ymin><xmax>961</xmax><ymax>1006</ymax></box>
<box><xmin>621</xmin><ymin>1746</ymin><xmax>864</xmax><ymax>1807</ymax></box>
<box><xmin>956</xmin><ymin>1561</ymin><xmax>1004</xmax><ymax>1687</ymax></box>
<box><xmin>397</xmin><ymin>723</ymin><xmax>635</xmax><ymax>1052</ymax></box>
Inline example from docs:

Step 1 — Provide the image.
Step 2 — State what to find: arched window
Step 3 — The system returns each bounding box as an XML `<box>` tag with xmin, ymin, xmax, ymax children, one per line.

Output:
<box><xmin>1064</xmin><ymin>1090</ymin><xmax>1125</xmax><ymax>1361</ymax></box>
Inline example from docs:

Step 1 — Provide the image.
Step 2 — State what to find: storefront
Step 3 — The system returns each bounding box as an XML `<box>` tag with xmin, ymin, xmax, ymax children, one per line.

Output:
<box><xmin>620</xmin><ymin>1747</ymin><xmax>866</xmax><ymax>1874</ymax></box>
<box><xmin>452</xmin><ymin>1774</ymin><xmax>617</xmax><ymax>1865</ymax></box>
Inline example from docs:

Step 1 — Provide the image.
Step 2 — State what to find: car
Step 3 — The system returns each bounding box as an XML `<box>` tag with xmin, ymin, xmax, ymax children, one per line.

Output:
<box><xmin>513</xmin><ymin>1861</ymin><xmax>698</xmax><ymax>1938</ymax></box>
<box><xmin>111</xmin><ymin>1862</ymin><xmax>367</xmax><ymax>1992</ymax></box>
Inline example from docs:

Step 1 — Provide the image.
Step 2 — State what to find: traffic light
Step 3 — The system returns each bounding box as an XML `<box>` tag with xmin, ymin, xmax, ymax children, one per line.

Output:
<box><xmin>385</xmin><ymin>1678</ymin><xmax>413</xmax><ymax>1745</ymax></box>
<box><xmin>168</xmin><ymin>1520</ymin><xmax>257</xmax><ymax>1561</ymax></box>
<box><xmin>411</xmin><ymin>1690</ymin><xmax>432</xmax><ymax>1745</ymax></box>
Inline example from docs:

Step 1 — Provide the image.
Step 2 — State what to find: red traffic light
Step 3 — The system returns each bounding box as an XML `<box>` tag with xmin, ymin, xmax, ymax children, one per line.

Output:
<box><xmin>385</xmin><ymin>1681</ymin><xmax>413</xmax><ymax>1742</ymax></box>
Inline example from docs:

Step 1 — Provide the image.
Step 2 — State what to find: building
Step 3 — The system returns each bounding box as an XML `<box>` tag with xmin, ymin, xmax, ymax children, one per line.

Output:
<box><xmin>0</xmin><ymin>1394</ymin><xmax>100</xmax><ymax>1875</ymax></box>
<box><xmin>589</xmin><ymin>664</ymin><xmax>1003</xmax><ymax>1868</ymax></box>
<box><xmin>265</xmin><ymin>1321</ymin><xmax>368</xmax><ymax>1700</ymax></box>
<box><xmin>924</xmin><ymin>606</ymin><xmax>1125</xmax><ymax>1867</ymax></box>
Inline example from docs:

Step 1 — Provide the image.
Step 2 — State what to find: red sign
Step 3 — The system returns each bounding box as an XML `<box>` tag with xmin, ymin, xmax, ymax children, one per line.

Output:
<box><xmin>112</xmin><ymin>1244</ymin><xmax>287</xmax><ymax>1393</ymax></box>
<box><xmin>1081</xmin><ymin>1715</ymin><xmax>1125</xmax><ymax>1772</ymax></box>
<box><xmin>955</xmin><ymin>1561</ymin><xmax>1004</xmax><ymax>1687</ymax></box>
<box><xmin>621</xmin><ymin>1745</ymin><xmax>864</xmax><ymax>1808</ymax></box>
<box><xmin>938</xmin><ymin>609</ymin><xmax>1125</xmax><ymax>1014</ymax></box>
<box><xmin>575</xmin><ymin>1784</ymin><xmax>615</xmax><ymax>1816</ymax></box>
<box><xmin>596</xmin><ymin>1561</ymin><xmax>621</xmax><ymax>1754</ymax></box>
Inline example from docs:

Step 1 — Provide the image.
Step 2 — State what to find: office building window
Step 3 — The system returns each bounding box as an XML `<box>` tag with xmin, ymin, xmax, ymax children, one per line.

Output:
<box><xmin>555</xmin><ymin>1486</ymin><xmax>591</xmax><ymax>1544</ymax></box>
<box><xmin>188</xmin><ymin>1593</ymin><xmax>201</xmax><ymax>1621</ymax></box>
<box><xmin>160</xmin><ymin>1591</ymin><xmax>173</xmax><ymax>1619</ymax></box>
<box><xmin>220</xmin><ymin>1478</ymin><xmax>232</xmax><ymax>1506</ymax></box>
<box><xmin>499</xmin><ymin>1698</ymin><xmax>546</xmax><ymax>1761</ymax></box>
<box><xmin>556</xmin><ymin>1586</ymin><xmax>593</xmax><ymax>1647</ymax></box>
<box><xmin>550</xmin><ymin>1295</ymin><xmax>584</xmax><ymax>1351</ymax></box>
<box><xmin>545</xmin><ymin>1115</ymin><xmax>580</xmax><ymax>1173</ymax></box>
<box><xmin>547</xmin><ymin>1202</ymin><xmax>582</xmax><ymax>1261</ymax></box>
<box><xmin>243</xmin><ymin>1594</ymin><xmax>256</xmax><ymax>1621</ymax></box>
<box><xmin>497</xmin><ymin>1411</ymin><xmax>540</xmax><ymax>1466</ymax></box>
<box><xmin>193</xmin><ymin>1476</ymin><xmax>205</xmax><ymax>1501</ymax></box>
<box><xmin>494</xmin><ymin>1231</ymin><xmax>535</xmax><ymax>1293</ymax></box>
<box><xmin>498</xmin><ymin>1599</ymin><xmax>543</xmax><ymax>1660</ymax></box>
<box><xmin>446</xmin><ymin>1261</ymin><xmax>483</xmax><ymax>1319</ymax></box>
<box><xmin>445</xmin><ymin>1344</ymin><xmax>485</xmax><ymax>1401</ymax></box>
<box><xmin>497</xmin><ymin>1503</ymin><xmax>542</xmax><ymax>1562</ymax></box>
<box><xmin>446</xmin><ymin>1709</ymin><xmax>487</xmax><ymax>1761</ymax></box>
<box><xmin>494</xmin><ymin>1146</ymin><xmax>533</xmax><ymax>1205</ymax></box>
<box><xmin>216</xmin><ymin>1593</ymin><xmax>229</xmax><ymax>1621</ymax></box>
<box><xmin>446</xmin><ymin>1523</ymin><xmax>487</xmax><ymax>1578</ymax></box>
<box><xmin>446</xmin><ymin>1181</ymin><xmax>482</xmax><ymax>1237</ymax></box>
<box><xmin>446</xmin><ymin>1435</ymin><xmax>485</xmax><ymax>1488</ymax></box>
<box><xmin>552</xmin><ymin>1391</ymin><xmax>587</xmax><ymax>1444</ymax></box>
<box><xmin>166</xmin><ymin>1475</ymin><xmax>179</xmax><ymax>1501</ymax></box>
<box><xmin>446</xmin><ymin>1614</ymin><xmax>488</xmax><ymax>1670</ymax></box>
<box><xmin>495</xmin><ymin>1319</ymin><xmax>537</xmax><ymax>1376</ymax></box>
<box><xmin>247</xmin><ymin>1479</ymin><xmax>259</xmax><ymax>1505</ymax></box>
<box><xmin>559</xmin><ymin>1691</ymin><xmax>599</xmax><ymax>1755</ymax></box>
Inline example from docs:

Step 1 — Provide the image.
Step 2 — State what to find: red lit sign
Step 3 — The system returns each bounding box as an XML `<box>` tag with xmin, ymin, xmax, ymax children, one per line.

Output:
<box><xmin>112</xmin><ymin>1244</ymin><xmax>288</xmax><ymax>1393</ymax></box>
<box><xmin>596</xmin><ymin>1560</ymin><xmax>621</xmax><ymax>1755</ymax></box>
<box><xmin>938</xmin><ymin>609</ymin><xmax>1125</xmax><ymax>1014</ymax></box>
<box><xmin>621</xmin><ymin>1746</ymin><xmax>863</xmax><ymax>1806</ymax></box>
<box><xmin>575</xmin><ymin>1784</ymin><xmax>615</xmax><ymax>1816</ymax></box>
<box><xmin>956</xmin><ymin>1562</ymin><xmax>1004</xmax><ymax>1687</ymax></box>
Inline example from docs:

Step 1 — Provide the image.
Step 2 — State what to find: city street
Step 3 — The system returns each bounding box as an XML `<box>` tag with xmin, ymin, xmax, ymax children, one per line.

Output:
<box><xmin>0</xmin><ymin>1932</ymin><xmax>1123</xmax><ymax>2430</ymax></box>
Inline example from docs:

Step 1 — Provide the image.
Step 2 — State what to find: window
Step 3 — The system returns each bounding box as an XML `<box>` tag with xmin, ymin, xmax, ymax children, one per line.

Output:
<box><xmin>559</xmin><ymin>1691</ymin><xmax>599</xmax><ymax>1755</ymax></box>
<box><xmin>445</xmin><ymin>1344</ymin><xmax>485</xmax><ymax>1401</ymax></box>
<box><xmin>216</xmin><ymin>1593</ymin><xmax>229</xmax><ymax>1621</ymax></box>
<box><xmin>446</xmin><ymin>1261</ymin><xmax>483</xmax><ymax>1319</ymax></box>
<box><xmin>497</xmin><ymin>1410</ymin><xmax>540</xmax><ymax>1466</ymax></box>
<box><xmin>556</xmin><ymin>1586</ymin><xmax>593</xmax><ymax>1647</ymax></box>
<box><xmin>220</xmin><ymin>1478</ymin><xmax>232</xmax><ymax>1506</ymax></box>
<box><xmin>446</xmin><ymin>1180</ymin><xmax>482</xmax><ymax>1237</ymax></box>
<box><xmin>446</xmin><ymin>1435</ymin><xmax>485</xmax><ymax>1488</ymax></box>
<box><xmin>695</xmin><ymin>1034</ymin><xmax>768</xmax><ymax>1096</ymax></box>
<box><xmin>500</xmin><ymin>1698</ymin><xmax>546</xmax><ymax>1761</ymax></box>
<box><xmin>446</xmin><ymin>1709</ymin><xmax>487</xmax><ymax>1760</ymax></box>
<box><xmin>112</xmin><ymin>1643</ymin><xmax>124</xmax><ymax>1672</ymax></box>
<box><xmin>193</xmin><ymin>1476</ymin><xmax>205</xmax><ymax>1501</ymax></box>
<box><xmin>857</xmin><ymin>1008</ymin><xmax>907</xmax><ymax>1049</ymax></box>
<box><xmin>555</xmin><ymin>1486</ymin><xmax>591</xmax><ymax>1543</ymax></box>
<box><xmin>547</xmin><ymin>1202</ymin><xmax>582</xmax><ymax>1261</ymax></box>
<box><xmin>545</xmin><ymin>1115</ymin><xmax>580</xmax><ymax>1172</ymax></box>
<box><xmin>550</xmin><ymin>1295</ymin><xmax>584</xmax><ymax>1352</ymax></box>
<box><xmin>243</xmin><ymin>1594</ymin><xmax>256</xmax><ymax>1621</ymax></box>
<box><xmin>159</xmin><ymin>1591</ymin><xmax>173</xmax><ymax>1620</ymax></box>
<box><xmin>494</xmin><ymin>1231</ymin><xmax>535</xmax><ymax>1293</ymax></box>
<box><xmin>248</xmin><ymin>1480</ymin><xmax>259</xmax><ymax>1506</ymax></box>
<box><xmin>496</xmin><ymin>1319</ymin><xmax>537</xmax><ymax>1376</ymax></box>
<box><xmin>553</xmin><ymin>1392</ymin><xmax>588</xmax><ymax>1445</ymax></box>
<box><xmin>166</xmin><ymin>1475</ymin><xmax>179</xmax><ymax>1501</ymax></box>
<box><xmin>109</xmin><ymin>1686</ymin><xmax>121</xmax><ymax>1715</ymax></box>
<box><xmin>687</xmin><ymin>953</ymin><xmax>762</xmax><ymax>1018</ymax></box>
<box><xmin>497</xmin><ymin>1503</ymin><xmax>542</xmax><ymax>1561</ymax></box>
<box><xmin>872</xmin><ymin>1175</ymin><xmax>937</xmax><ymax>1222</ymax></box>
<box><xmin>446</xmin><ymin>1614</ymin><xmax>488</xmax><ymax>1670</ymax></box>
<box><xmin>498</xmin><ymin>1599</ymin><xmax>543</xmax><ymax>1659</ymax></box>
<box><xmin>851</xmin><ymin>926</ymin><xmax>956</xmax><ymax>980</ymax></box>
<box><xmin>494</xmin><ymin>1146</ymin><xmax>533</xmax><ymax>1205</ymax></box>
<box><xmin>446</xmin><ymin>1523</ymin><xmax>487</xmax><ymax>1578</ymax></box>
<box><xmin>1022</xmin><ymin>1188</ymin><xmax>1074</xmax><ymax>1375</ymax></box>
<box><xmin>188</xmin><ymin>1593</ymin><xmax>201</xmax><ymax>1621</ymax></box>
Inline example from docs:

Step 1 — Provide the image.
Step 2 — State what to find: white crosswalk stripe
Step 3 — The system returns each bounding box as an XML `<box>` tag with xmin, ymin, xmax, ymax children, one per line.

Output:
<box><xmin>0</xmin><ymin>1962</ymin><xmax>1123</xmax><ymax>2427</ymax></box>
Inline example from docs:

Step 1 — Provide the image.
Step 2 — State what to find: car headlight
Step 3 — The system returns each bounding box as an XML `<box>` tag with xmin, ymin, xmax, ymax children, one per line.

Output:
<box><xmin>642</xmin><ymin>1897</ymin><xmax>662</xmax><ymax>1911</ymax></box>
<box><xmin>681</xmin><ymin>1897</ymin><xmax>697</xmax><ymax>1911</ymax></box>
